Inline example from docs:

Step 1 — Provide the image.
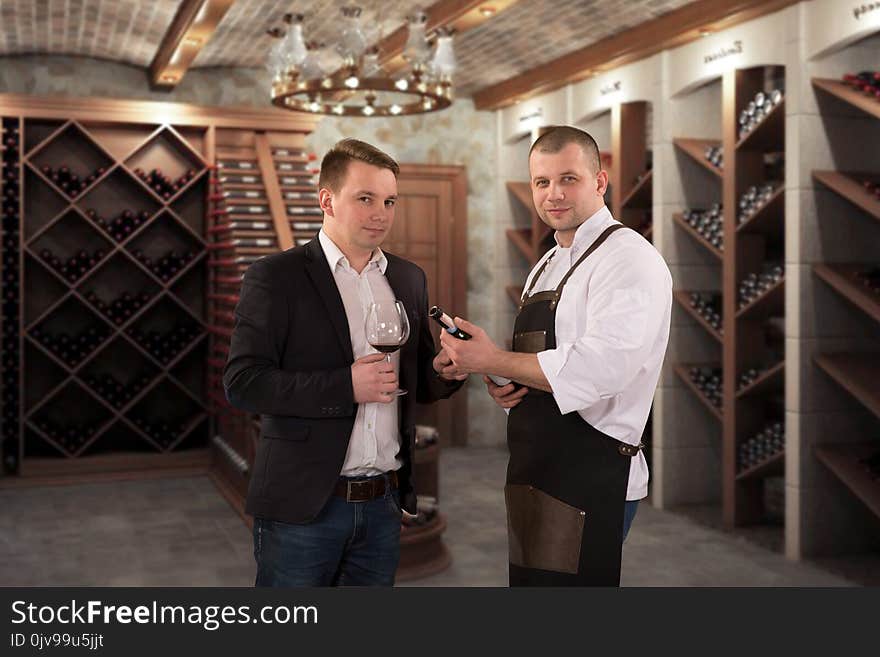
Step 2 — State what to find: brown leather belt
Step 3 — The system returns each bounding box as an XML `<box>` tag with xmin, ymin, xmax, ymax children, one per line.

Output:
<box><xmin>333</xmin><ymin>472</ymin><xmax>398</xmax><ymax>502</ymax></box>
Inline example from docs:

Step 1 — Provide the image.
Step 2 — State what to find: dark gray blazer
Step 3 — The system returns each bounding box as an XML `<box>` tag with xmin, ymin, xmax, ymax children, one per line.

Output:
<box><xmin>223</xmin><ymin>237</ymin><xmax>461</xmax><ymax>523</ymax></box>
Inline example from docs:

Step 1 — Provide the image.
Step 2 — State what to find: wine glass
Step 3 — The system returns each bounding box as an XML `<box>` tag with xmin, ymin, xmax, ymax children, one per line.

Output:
<box><xmin>364</xmin><ymin>300</ymin><xmax>410</xmax><ymax>396</ymax></box>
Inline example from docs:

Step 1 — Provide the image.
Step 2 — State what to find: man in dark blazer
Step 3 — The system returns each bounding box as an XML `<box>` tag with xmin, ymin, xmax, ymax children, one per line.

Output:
<box><xmin>223</xmin><ymin>138</ymin><xmax>466</xmax><ymax>587</ymax></box>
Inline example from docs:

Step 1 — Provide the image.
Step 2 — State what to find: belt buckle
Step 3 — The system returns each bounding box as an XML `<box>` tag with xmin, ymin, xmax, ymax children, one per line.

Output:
<box><xmin>346</xmin><ymin>479</ymin><xmax>371</xmax><ymax>502</ymax></box>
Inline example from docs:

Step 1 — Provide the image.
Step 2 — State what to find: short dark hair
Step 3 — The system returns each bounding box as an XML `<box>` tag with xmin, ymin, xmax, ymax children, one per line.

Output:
<box><xmin>318</xmin><ymin>138</ymin><xmax>399</xmax><ymax>193</ymax></box>
<box><xmin>529</xmin><ymin>126</ymin><xmax>601</xmax><ymax>173</ymax></box>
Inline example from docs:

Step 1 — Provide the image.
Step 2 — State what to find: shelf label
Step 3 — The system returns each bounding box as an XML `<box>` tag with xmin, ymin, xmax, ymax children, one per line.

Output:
<box><xmin>287</xmin><ymin>207</ymin><xmax>320</xmax><ymax>215</ymax></box>
<box><xmin>807</xmin><ymin>0</ymin><xmax>880</xmax><ymax>59</ymax></box>
<box><xmin>600</xmin><ymin>81</ymin><xmax>622</xmax><ymax>96</ymax></box>
<box><xmin>256</xmin><ymin>239</ymin><xmax>272</xmax><ymax>246</ymax></box>
<box><xmin>292</xmin><ymin>222</ymin><xmax>322</xmax><ymax>230</ymax></box>
<box><xmin>704</xmin><ymin>40</ymin><xmax>743</xmax><ymax>64</ymax></box>
<box><xmin>245</xmin><ymin>191</ymin><xmax>260</xmax><ymax>198</ymax></box>
<box><xmin>668</xmin><ymin>9</ymin><xmax>788</xmax><ymax>96</ymax></box>
<box><xmin>571</xmin><ymin>56</ymin><xmax>659</xmax><ymax>120</ymax></box>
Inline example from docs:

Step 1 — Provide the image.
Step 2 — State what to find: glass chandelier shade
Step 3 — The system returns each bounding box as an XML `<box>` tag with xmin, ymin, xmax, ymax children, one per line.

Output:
<box><xmin>267</xmin><ymin>6</ymin><xmax>455</xmax><ymax>117</ymax></box>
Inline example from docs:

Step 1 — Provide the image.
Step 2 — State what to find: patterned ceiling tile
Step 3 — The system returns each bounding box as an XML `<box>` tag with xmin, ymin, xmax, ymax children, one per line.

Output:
<box><xmin>0</xmin><ymin>0</ymin><xmax>179</xmax><ymax>67</ymax></box>
<box><xmin>451</xmin><ymin>0</ymin><xmax>693</xmax><ymax>95</ymax></box>
<box><xmin>192</xmin><ymin>0</ymin><xmax>423</xmax><ymax>68</ymax></box>
<box><xmin>0</xmin><ymin>0</ymin><xmax>696</xmax><ymax>97</ymax></box>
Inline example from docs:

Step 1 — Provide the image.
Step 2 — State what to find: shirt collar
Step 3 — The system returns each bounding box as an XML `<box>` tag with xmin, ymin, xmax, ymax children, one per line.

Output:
<box><xmin>554</xmin><ymin>205</ymin><xmax>617</xmax><ymax>260</ymax></box>
<box><xmin>319</xmin><ymin>228</ymin><xmax>388</xmax><ymax>274</ymax></box>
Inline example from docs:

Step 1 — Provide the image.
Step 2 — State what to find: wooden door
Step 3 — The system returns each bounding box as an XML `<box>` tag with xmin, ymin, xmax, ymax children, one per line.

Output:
<box><xmin>382</xmin><ymin>165</ymin><xmax>467</xmax><ymax>446</ymax></box>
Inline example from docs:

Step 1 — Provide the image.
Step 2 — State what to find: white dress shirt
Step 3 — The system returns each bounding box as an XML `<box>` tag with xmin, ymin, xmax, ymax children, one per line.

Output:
<box><xmin>523</xmin><ymin>206</ymin><xmax>672</xmax><ymax>500</ymax></box>
<box><xmin>318</xmin><ymin>230</ymin><xmax>401</xmax><ymax>477</ymax></box>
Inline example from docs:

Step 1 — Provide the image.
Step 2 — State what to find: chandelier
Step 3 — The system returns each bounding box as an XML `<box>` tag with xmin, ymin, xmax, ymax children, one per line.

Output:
<box><xmin>266</xmin><ymin>7</ymin><xmax>456</xmax><ymax>117</ymax></box>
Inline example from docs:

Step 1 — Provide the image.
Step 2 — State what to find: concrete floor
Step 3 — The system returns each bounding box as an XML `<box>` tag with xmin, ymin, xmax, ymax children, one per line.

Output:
<box><xmin>0</xmin><ymin>446</ymin><xmax>864</xmax><ymax>586</ymax></box>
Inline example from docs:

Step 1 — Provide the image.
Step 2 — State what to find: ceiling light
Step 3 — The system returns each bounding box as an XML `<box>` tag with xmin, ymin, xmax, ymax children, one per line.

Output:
<box><xmin>267</xmin><ymin>7</ymin><xmax>455</xmax><ymax>117</ymax></box>
<box><xmin>479</xmin><ymin>6</ymin><xmax>496</xmax><ymax>17</ymax></box>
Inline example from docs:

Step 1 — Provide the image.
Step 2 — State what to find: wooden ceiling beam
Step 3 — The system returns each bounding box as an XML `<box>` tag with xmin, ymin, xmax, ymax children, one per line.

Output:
<box><xmin>472</xmin><ymin>0</ymin><xmax>799</xmax><ymax>111</ymax></box>
<box><xmin>149</xmin><ymin>0</ymin><xmax>236</xmax><ymax>90</ymax></box>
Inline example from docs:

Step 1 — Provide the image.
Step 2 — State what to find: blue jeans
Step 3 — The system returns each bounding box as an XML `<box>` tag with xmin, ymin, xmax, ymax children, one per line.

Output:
<box><xmin>623</xmin><ymin>500</ymin><xmax>639</xmax><ymax>542</ymax></box>
<box><xmin>254</xmin><ymin>477</ymin><xmax>402</xmax><ymax>587</ymax></box>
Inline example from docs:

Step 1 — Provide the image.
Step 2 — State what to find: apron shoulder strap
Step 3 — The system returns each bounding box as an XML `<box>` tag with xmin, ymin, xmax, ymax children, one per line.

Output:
<box><xmin>521</xmin><ymin>248</ymin><xmax>557</xmax><ymax>303</ymax></box>
<box><xmin>554</xmin><ymin>223</ymin><xmax>626</xmax><ymax>295</ymax></box>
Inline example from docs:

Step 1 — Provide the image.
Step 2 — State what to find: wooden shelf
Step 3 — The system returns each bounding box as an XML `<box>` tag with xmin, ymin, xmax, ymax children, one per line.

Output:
<box><xmin>812</xmin><ymin>78</ymin><xmax>880</xmax><ymax>121</ymax></box>
<box><xmin>506</xmin><ymin>227</ymin><xmax>534</xmax><ymax>263</ymax></box>
<box><xmin>814</xmin><ymin>263</ymin><xmax>880</xmax><ymax>325</ymax></box>
<box><xmin>735</xmin><ymin>98</ymin><xmax>785</xmax><ymax>151</ymax></box>
<box><xmin>506</xmin><ymin>180</ymin><xmax>535</xmax><ymax>215</ymax></box>
<box><xmin>737</xmin><ymin>184</ymin><xmax>784</xmax><ymax>234</ymax></box>
<box><xmin>641</xmin><ymin>224</ymin><xmax>653</xmax><ymax>241</ymax></box>
<box><xmin>674</xmin><ymin>363</ymin><xmax>723</xmax><ymax>421</ymax></box>
<box><xmin>736</xmin><ymin>360</ymin><xmax>785</xmax><ymax>399</ymax></box>
<box><xmin>620</xmin><ymin>170</ymin><xmax>652</xmax><ymax>209</ymax></box>
<box><xmin>673</xmin><ymin>138</ymin><xmax>723</xmax><ymax>178</ymax></box>
<box><xmin>815</xmin><ymin>443</ymin><xmax>880</xmax><ymax>519</ymax></box>
<box><xmin>735</xmin><ymin>278</ymin><xmax>785</xmax><ymax>320</ymax></box>
<box><xmin>672</xmin><ymin>212</ymin><xmax>723</xmax><ymax>260</ymax></box>
<box><xmin>736</xmin><ymin>450</ymin><xmax>784</xmax><ymax>481</ymax></box>
<box><xmin>812</xmin><ymin>170</ymin><xmax>880</xmax><ymax>224</ymax></box>
<box><xmin>814</xmin><ymin>353</ymin><xmax>880</xmax><ymax>420</ymax></box>
<box><xmin>673</xmin><ymin>289</ymin><xmax>723</xmax><ymax>343</ymax></box>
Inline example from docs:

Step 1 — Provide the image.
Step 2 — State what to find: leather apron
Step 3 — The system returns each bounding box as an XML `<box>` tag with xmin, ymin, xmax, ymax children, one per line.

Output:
<box><xmin>506</xmin><ymin>224</ymin><xmax>640</xmax><ymax>587</ymax></box>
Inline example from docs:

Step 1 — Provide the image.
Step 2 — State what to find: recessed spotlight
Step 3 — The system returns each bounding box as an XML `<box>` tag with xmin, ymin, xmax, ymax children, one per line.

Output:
<box><xmin>161</xmin><ymin>74</ymin><xmax>178</xmax><ymax>83</ymax></box>
<box><xmin>184</xmin><ymin>36</ymin><xmax>202</xmax><ymax>47</ymax></box>
<box><xmin>479</xmin><ymin>6</ymin><xmax>496</xmax><ymax>17</ymax></box>
<box><xmin>699</xmin><ymin>28</ymin><xmax>713</xmax><ymax>37</ymax></box>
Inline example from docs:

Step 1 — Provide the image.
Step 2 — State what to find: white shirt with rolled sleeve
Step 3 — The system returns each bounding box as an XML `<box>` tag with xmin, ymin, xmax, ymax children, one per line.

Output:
<box><xmin>520</xmin><ymin>205</ymin><xmax>672</xmax><ymax>501</ymax></box>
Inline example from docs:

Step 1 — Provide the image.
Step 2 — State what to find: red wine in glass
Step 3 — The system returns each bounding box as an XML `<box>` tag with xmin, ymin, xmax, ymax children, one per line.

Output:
<box><xmin>365</xmin><ymin>300</ymin><xmax>410</xmax><ymax>396</ymax></box>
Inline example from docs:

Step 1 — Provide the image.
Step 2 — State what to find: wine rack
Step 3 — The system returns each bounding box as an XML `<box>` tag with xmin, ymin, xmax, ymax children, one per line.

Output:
<box><xmin>611</xmin><ymin>101</ymin><xmax>653</xmax><ymax>241</ymax></box>
<box><xmin>2</xmin><ymin>117</ymin><xmax>22</xmax><ymax>473</ymax></box>
<box><xmin>670</xmin><ymin>66</ymin><xmax>787</xmax><ymax>529</ymax></box>
<box><xmin>0</xmin><ymin>117</ymin><xmax>213</xmax><ymax>474</ymax></box>
<box><xmin>726</xmin><ymin>66</ymin><xmax>787</xmax><ymax>524</ymax></box>
<box><xmin>206</xmin><ymin>141</ymin><xmax>273</xmax><ymax>502</ymax></box>
<box><xmin>276</xmin><ymin>147</ymin><xmax>321</xmax><ymax>247</ymax></box>
<box><xmin>810</xmin><ymin>71</ymin><xmax>880</xmax><ymax>524</ymax></box>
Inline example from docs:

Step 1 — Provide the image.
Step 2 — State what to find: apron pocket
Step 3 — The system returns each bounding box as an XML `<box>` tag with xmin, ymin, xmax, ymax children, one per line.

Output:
<box><xmin>513</xmin><ymin>330</ymin><xmax>548</xmax><ymax>353</ymax></box>
<box><xmin>505</xmin><ymin>484</ymin><xmax>585</xmax><ymax>574</ymax></box>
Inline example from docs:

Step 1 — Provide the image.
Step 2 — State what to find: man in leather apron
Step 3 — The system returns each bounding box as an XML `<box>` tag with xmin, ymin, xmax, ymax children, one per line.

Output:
<box><xmin>441</xmin><ymin>126</ymin><xmax>672</xmax><ymax>586</ymax></box>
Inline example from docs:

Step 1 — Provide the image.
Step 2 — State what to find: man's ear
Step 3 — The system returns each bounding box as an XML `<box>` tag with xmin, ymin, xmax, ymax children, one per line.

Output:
<box><xmin>595</xmin><ymin>170</ymin><xmax>609</xmax><ymax>197</ymax></box>
<box><xmin>318</xmin><ymin>187</ymin><xmax>334</xmax><ymax>217</ymax></box>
